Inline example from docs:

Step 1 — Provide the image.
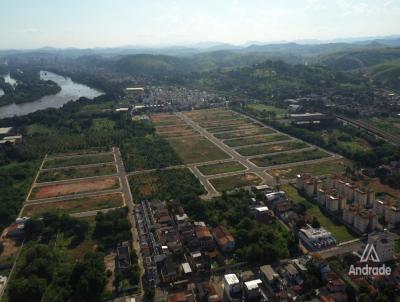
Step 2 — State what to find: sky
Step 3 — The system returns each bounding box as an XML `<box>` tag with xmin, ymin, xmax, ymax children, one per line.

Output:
<box><xmin>1</xmin><ymin>0</ymin><xmax>399</xmax><ymax>49</ymax></box>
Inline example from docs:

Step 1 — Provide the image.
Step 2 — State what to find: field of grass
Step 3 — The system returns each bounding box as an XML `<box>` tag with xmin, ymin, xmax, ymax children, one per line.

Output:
<box><xmin>246</xmin><ymin>103</ymin><xmax>288</xmax><ymax>117</ymax></box>
<box><xmin>197</xmin><ymin>161</ymin><xmax>246</xmax><ymax>176</ymax></box>
<box><xmin>37</xmin><ymin>164</ymin><xmax>116</xmax><ymax>182</ymax></box>
<box><xmin>282</xmin><ymin>184</ymin><xmax>355</xmax><ymax>243</ymax></box>
<box><xmin>250</xmin><ymin>148</ymin><xmax>330</xmax><ymax>167</ymax></box>
<box><xmin>44</xmin><ymin>153</ymin><xmax>114</xmax><ymax>169</ymax></box>
<box><xmin>267</xmin><ymin>159</ymin><xmax>351</xmax><ymax>180</ymax></box>
<box><xmin>224</xmin><ymin>134</ymin><xmax>290</xmax><ymax>147</ymax></box>
<box><xmin>22</xmin><ymin>193</ymin><xmax>123</xmax><ymax>217</ymax></box>
<box><xmin>209</xmin><ymin>173</ymin><xmax>262</xmax><ymax>192</ymax></box>
<box><xmin>236</xmin><ymin>141</ymin><xmax>308</xmax><ymax>156</ymax></box>
<box><xmin>167</xmin><ymin>135</ymin><xmax>230</xmax><ymax>163</ymax></box>
<box><xmin>214</xmin><ymin>128</ymin><xmax>274</xmax><ymax>139</ymax></box>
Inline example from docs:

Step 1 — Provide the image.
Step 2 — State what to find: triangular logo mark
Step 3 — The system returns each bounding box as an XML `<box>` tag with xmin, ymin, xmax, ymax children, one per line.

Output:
<box><xmin>360</xmin><ymin>243</ymin><xmax>380</xmax><ymax>263</ymax></box>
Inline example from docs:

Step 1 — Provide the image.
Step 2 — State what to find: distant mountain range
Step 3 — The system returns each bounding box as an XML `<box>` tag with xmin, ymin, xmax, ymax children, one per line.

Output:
<box><xmin>1</xmin><ymin>35</ymin><xmax>400</xmax><ymax>58</ymax></box>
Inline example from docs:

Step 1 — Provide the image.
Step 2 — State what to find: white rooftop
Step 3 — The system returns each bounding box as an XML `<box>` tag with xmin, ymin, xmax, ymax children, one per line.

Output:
<box><xmin>255</xmin><ymin>206</ymin><xmax>269</xmax><ymax>212</ymax></box>
<box><xmin>244</xmin><ymin>279</ymin><xmax>262</xmax><ymax>291</ymax></box>
<box><xmin>126</xmin><ymin>87</ymin><xmax>144</xmax><ymax>91</ymax></box>
<box><xmin>182</xmin><ymin>262</ymin><xmax>192</xmax><ymax>274</ymax></box>
<box><xmin>224</xmin><ymin>274</ymin><xmax>239</xmax><ymax>285</ymax></box>
<box><xmin>0</xmin><ymin>127</ymin><xmax>12</xmax><ymax>135</ymax></box>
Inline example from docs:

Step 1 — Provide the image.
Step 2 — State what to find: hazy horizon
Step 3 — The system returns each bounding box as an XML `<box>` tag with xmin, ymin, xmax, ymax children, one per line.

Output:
<box><xmin>1</xmin><ymin>0</ymin><xmax>400</xmax><ymax>49</ymax></box>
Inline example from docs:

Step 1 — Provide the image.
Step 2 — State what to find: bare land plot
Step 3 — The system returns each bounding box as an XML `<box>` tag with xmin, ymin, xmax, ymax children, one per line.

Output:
<box><xmin>159</xmin><ymin>130</ymin><xmax>198</xmax><ymax>138</ymax></box>
<box><xmin>30</xmin><ymin>176</ymin><xmax>120</xmax><ymax>199</ymax></box>
<box><xmin>155</xmin><ymin>125</ymin><xmax>193</xmax><ymax>133</ymax></box>
<box><xmin>209</xmin><ymin>173</ymin><xmax>262</xmax><ymax>192</ymax></box>
<box><xmin>207</xmin><ymin>123</ymin><xmax>261</xmax><ymax>133</ymax></box>
<box><xmin>250</xmin><ymin>149</ymin><xmax>330</xmax><ymax>167</ymax></box>
<box><xmin>214</xmin><ymin>128</ymin><xmax>275</xmax><ymax>139</ymax></box>
<box><xmin>236</xmin><ymin>141</ymin><xmax>309</xmax><ymax>156</ymax></box>
<box><xmin>197</xmin><ymin>161</ymin><xmax>246</xmax><ymax>176</ymax></box>
<box><xmin>167</xmin><ymin>135</ymin><xmax>230</xmax><ymax>163</ymax></box>
<box><xmin>37</xmin><ymin>164</ymin><xmax>117</xmax><ymax>182</ymax></box>
<box><xmin>267</xmin><ymin>159</ymin><xmax>351</xmax><ymax>180</ymax></box>
<box><xmin>224</xmin><ymin>134</ymin><xmax>290</xmax><ymax>147</ymax></box>
<box><xmin>199</xmin><ymin>118</ymin><xmax>251</xmax><ymax>128</ymax></box>
<box><xmin>43</xmin><ymin>153</ymin><xmax>115</xmax><ymax>169</ymax></box>
<box><xmin>22</xmin><ymin>193</ymin><xmax>123</xmax><ymax>217</ymax></box>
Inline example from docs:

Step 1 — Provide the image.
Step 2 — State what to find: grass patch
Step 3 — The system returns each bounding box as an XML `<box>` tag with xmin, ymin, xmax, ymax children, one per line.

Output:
<box><xmin>250</xmin><ymin>148</ymin><xmax>330</xmax><ymax>167</ymax></box>
<box><xmin>209</xmin><ymin>173</ymin><xmax>262</xmax><ymax>192</ymax></box>
<box><xmin>44</xmin><ymin>153</ymin><xmax>114</xmax><ymax>169</ymax></box>
<box><xmin>22</xmin><ymin>193</ymin><xmax>123</xmax><ymax>217</ymax></box>
<box><xmin>282</xmin><ymin>184</ymin><xmax>355</xmax><ymax>243</ymax></box>
<box><xmin>197</xmin><ymin>161</ymin><xmax>246</xmax><ymax>176</ymax></box>
<box><xmin>224</xmin><ymin>134</ymin><xmax>290</xmax><ymax>147</ymax></box>
<box><xmin>37</xmin><ymin>164</ymin><xmax>116</xmax><ymax>182</ymax></box>
<box><xmin>237</xmin><ymin>141</ymin><xmax>308</xmax><ymax>156</ymax></box>
<box><xmin>268</xmin><ymin>159</ymin><xmax>351</xmax><ymax>180</ymax></box>
<box><xmin>246</xmin><ymin>103</ymin><xmax>288</xmax><ymax>117</ymax></box>
<box><xmin>167</xmin><ymin>135</ymin><xmax>230</xmax><ymax>164</ymax></box>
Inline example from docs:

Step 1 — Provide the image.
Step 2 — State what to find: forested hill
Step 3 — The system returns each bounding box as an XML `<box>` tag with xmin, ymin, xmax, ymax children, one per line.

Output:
<box><xmin>168</xmin><ymin>60</ymin><xmax>369</xmax><ymax>100</ymax></box>
<box><xmin>318</xmin><ymin>47</ymin><xmax>400</xmax><ymax>71</ymax></box>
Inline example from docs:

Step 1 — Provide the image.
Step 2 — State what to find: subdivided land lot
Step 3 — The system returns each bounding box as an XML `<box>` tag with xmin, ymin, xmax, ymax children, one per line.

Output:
<box><xmin>224</xmin><ymin>134</ymin><xmax>290</xmax><ymax>147</ymax></box>
<box><xmin>236</xmin><ymin>141</ymin><xmax>308</xmax><ymax>156</ymax></box>
<box><xmin>267</xmin><ymin>159</ymin><xmax>351</xmax><ymax>180</ymax></box>
<box><xmin>209</xmin><ymin>173</ymin><xmax>262</xmax><ymax>192</ymax></box>
<box><xmin>30</xmin><ymin>176</ymin><xmax>120</xmax><ymax>199</ymax></box>
<box><xmin>197</xmin><ymin>161</ymin><xmax>247</xmax><ymax>176</ymax></box>
<box><xmin>167</xmin><ymin>135</ymin><xmax>230</xmax><ymax>164</ymax></box>
<box><xmin>250</xmin><ymin>149</ymin><xmax>330</xmax><ymax>167</ymax></box>
<box><xmin>43</xmin><ymin>153</ymin><xmax>114</xmax><ymax>169</ymax></box>
<box><xmin>22</xmin><ymin>193</ymin><xmax>123</xmax><ymax>217</ymax></box>
<box><xmin>214</xmin><ymin>128</ymin><xmax>275</xmax><ymax>140</ymax></box>
<box><xmin>37</xmin><ymin>163</ymin><xmax>117</xmax><ymax>182</ymax></box>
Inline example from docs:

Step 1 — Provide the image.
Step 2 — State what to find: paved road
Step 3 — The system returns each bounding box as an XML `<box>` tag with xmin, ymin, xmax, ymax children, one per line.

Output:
<box><xmin>177</xmin><ymin>112</ymin><xmax>276</xmax><ymax>185</ymax></box>
<box><xmin>188</xmin><ymin>165</ymin><xmax>219</xmax><ymax>199</ymax></box>
<box><xmin>113</xmin><ymin>146</ymin><xmax>145</xmax><ymax>295</ymax></box>
<box><xmin>71</xmin><ymin>206</ymin><xmax>122</xmax><ymax>218</ymax></box>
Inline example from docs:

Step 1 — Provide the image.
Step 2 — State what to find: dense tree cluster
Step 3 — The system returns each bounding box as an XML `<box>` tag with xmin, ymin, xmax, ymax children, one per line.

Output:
<box><xmin>93</xmin><ymin>208</ymin><xmax>131</xmax><ymax>248</ymax></box>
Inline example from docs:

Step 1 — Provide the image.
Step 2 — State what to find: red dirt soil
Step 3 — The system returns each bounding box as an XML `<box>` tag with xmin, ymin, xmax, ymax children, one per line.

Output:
<box><xmin>32</xmin><ymin>177</ymin><xmax>120</xmax><ymax>199</ymax></box>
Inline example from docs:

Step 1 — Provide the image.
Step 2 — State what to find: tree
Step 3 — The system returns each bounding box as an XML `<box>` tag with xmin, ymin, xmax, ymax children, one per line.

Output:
<box><xmin>69</xmin><ymin>252</ymin><xmax>106</xmax><ymax>301</ymax></box>
<box><xmin>8</xmin><ymin>276</ymin><xmax>47</xmax><ymax>302</ymax></box>
<box><xmin>143</xmin><ymin>287</ymin><xmax>155</xmax><ymax>302</ymax></box>
<box><xmin>311</xmin><ymin>217</ymin><xmax>321</xmax><ymax>228</ymax></box>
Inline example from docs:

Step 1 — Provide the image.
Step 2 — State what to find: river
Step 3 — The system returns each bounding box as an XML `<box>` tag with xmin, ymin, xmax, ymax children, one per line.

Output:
<box><xmin>0</xmin><ymin>71</ymin><xmax>103</xmax><ymax>119</ymax></box>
